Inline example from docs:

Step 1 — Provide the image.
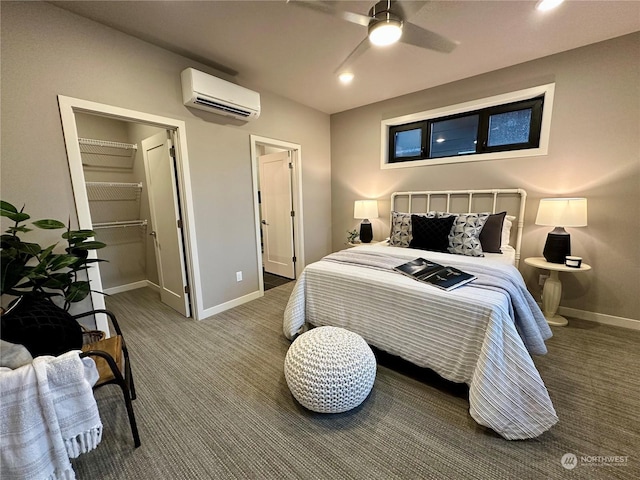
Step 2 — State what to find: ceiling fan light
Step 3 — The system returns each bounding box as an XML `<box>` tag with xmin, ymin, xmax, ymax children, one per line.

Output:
<box><xmin>369</xmin><ymin>20</ymin><xmax>402</xmax><ymax>46</ymax></box>
<box><xmin>536</xmin><ymin>0</ymin><xmax>565</xmax><ymax>11</ymax></box>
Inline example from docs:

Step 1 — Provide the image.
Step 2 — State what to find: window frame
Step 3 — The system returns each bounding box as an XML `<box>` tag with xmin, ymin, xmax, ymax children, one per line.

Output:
<box><xmin>381</xmin><ymin>83</ymin><xmax>555</xmax><ymax>169</ymax></box>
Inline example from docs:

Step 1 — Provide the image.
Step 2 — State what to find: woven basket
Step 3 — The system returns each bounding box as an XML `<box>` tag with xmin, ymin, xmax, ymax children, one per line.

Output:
<box><xmin>81</xmin><ymin>326</ymin><xmax>106</xmax><ymax>345</ymax></box>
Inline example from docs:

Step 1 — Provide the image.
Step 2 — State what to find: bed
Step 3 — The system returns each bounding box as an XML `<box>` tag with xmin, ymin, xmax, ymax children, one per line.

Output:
<box><xmin>283</xmin><ymin>189</ymin><xmax>558</xmax><ymax>440</ymax></box>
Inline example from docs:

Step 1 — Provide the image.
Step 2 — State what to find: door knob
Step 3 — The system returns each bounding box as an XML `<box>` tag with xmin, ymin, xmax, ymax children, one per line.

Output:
<box><xmin>261</xmin><ymin>220</ymin><xmax>269</xmax><ymax>225</ymax></box>
<box><xmin>150</xmin><ymin>231</ymin><xmax>157</xmax><ymax>237</ymax></box>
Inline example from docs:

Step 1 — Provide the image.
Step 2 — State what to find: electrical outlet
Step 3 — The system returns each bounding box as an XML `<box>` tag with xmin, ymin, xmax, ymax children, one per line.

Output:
<box><xmin>538</xmin><ymin>274</ymin><xmax>549</xmax><ymax>286</ymax></box>
<box><xmin>236</xmin><ymin>271</ymin><xmax>243</xmax><ymax>282</ymax></box>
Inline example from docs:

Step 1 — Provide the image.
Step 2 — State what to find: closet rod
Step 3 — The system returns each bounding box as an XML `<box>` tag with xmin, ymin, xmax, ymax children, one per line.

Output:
<box><xmin>78</xmin><ymin>138</ymin><xmax>137</xmax><ymax>150</ymax></box>
<box><xmin>85</xmin><ymin>181</ymin><xmax>143</xmax><ymax>189</ymax></box>
<box><xmin>93</xmin><ymin>219</ymin><xmax>148</xmax><ymax>230</ymax></box>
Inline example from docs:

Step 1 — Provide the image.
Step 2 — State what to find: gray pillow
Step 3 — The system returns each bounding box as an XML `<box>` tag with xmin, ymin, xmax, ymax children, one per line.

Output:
<box><xmin>479</xmin><ymin>211</ymin><xmax>507</xmax><ymax>254</ymax></box>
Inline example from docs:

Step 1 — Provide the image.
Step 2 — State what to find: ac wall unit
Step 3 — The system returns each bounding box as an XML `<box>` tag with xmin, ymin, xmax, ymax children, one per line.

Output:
<box><xmin>181</xmin><ymin>68</ymin><xmax>261</xmax><ymax>121</ymax></box>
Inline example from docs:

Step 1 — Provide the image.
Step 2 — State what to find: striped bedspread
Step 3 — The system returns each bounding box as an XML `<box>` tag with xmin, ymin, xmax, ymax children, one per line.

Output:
<box><xmin>283</xmin><ymin>245</ymin><xmax>558</xmax><ymax>440</ymax></box>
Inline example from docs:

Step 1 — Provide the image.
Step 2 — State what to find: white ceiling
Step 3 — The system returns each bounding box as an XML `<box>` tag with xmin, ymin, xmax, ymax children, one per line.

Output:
<box><xmin>51</xmin><ymin>1</ymin><xmax>640</xmax><ymax>114</ymax></box>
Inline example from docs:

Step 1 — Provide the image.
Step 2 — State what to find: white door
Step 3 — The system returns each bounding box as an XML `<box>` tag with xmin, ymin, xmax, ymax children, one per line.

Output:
<box><xmin>259</xmin><ymin>150</ymin><xmax>295</xmax><ymax>279</ymax></box>
<box><xmin>142</xmin><ymin>132</ymin><xmax>191</xmax><ymax>316</ymax></box>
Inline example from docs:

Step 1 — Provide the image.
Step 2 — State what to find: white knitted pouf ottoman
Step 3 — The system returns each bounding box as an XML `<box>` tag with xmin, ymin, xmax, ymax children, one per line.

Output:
<box><xmin>284</xmin><ymin>326</ymin><xmax>376</xmax><ymax>413</ymax></box>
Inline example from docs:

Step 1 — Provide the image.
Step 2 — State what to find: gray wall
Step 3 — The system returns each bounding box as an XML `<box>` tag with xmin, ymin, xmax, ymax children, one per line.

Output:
<box><xmin>1</xmin><ymin>2</ymin><xmax>331</xmax><ymax>316</ymax></box>
<box><xmin>330</xmin><ymin>33</ymin><xmax>640</xmax><ymax>321</ymax></box>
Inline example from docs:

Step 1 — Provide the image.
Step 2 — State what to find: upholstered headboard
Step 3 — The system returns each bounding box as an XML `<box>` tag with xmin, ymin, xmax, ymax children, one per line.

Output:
<box><xmin>390</xmin><ymin>189</ymin><xmax>527</xmax><ymax>267</ymax></box>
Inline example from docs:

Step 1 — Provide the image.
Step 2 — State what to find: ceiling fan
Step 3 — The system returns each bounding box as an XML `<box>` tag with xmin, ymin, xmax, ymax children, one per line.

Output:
<box><xmin>288</xmin><ymin>0</ymin><xmax>458</xmax><ymax>75</ymax></box>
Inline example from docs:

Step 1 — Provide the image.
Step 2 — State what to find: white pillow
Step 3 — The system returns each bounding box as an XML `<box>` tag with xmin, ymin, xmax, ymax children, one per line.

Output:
<box><xmin>502</xmin><ymin>215</ymin><xmax>516</xmax><ymax>247</ymax></box>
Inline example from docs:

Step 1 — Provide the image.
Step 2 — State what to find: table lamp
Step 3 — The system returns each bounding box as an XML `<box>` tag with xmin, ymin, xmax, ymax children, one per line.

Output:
<box><xmin>354</xmin><ymin>200</ymin><xmax>378</xmax><ymax>243</ymax></box>
<box><xmin>535</xmin><ymin>197</ymin><xmax>587</xmax><ymax>263</ymax></box>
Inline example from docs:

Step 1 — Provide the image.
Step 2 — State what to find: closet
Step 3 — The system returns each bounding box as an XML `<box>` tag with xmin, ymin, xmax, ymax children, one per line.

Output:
<box><xmin>75</xmin><ymin>113</ymin><xmax>163</xmax><ymax>294</ymax></box>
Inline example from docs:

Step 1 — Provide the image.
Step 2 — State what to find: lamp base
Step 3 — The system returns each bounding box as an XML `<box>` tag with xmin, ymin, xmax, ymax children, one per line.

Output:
<box><xmin>543</xmin><ymin>230</ymin><xmax>571</xmax><ymax>264</ymax></box>
<box><xmin>359</xmin><ymin>221</ymin><xmax>373</xmax><ymax>243</ymax></box>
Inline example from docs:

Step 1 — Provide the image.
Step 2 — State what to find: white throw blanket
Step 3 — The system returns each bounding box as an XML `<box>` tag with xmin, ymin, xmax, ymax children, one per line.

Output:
<box><xmin>0</xmin><ymin>350</ymin><xmax>103</xmax><ymax>480</ymax></box>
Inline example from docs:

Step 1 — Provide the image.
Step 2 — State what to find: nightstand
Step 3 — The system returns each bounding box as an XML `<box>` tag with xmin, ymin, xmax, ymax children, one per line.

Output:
<box><xmin>347</xmin><ymin>240</ymin><xmax>385</xmax><ymax>247</ymax></box>
<box><xmin>524</xmin><ymin>257</ymin><xmax>592</xmax><ymax>326</ymax></box>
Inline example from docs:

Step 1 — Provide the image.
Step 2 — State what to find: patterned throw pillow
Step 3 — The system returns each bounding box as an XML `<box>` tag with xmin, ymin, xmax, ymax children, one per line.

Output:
<box><xmin>389</xmin><ymin>211</ymin><xmax>436</xmax><ymax>247</ymax></box>
<box><xmin>409</xmin><ymin>215</ymin><xmax>456</xmax><ymax>252</ymax></box>
<box><xmin>447</xmin><ymin>212</ymin><xmax>490</xmax><ymax>257</ymax></box>
<box><xmin>435</xmin><ymin>211</ymin><xmax>455</xmax><ymax>218</ymax></box>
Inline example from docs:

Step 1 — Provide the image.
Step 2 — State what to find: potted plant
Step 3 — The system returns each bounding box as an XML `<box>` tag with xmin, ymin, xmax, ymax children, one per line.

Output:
<box><xmin>346</xmin><ymin>229</ymin><xmax>360</xmax><ymax>245</ymax></box>
<box><xmin>0</xmin><ymin>200</ymin><xmax>107</xmax><ymax>356</ymax></box>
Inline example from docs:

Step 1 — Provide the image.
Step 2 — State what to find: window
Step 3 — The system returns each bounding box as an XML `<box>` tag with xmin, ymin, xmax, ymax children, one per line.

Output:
<box><xmin>381</xmin><ymin>84</ymin><xmax>555</xmax><ymax>168</ymax></box>
<box><xmin>390</xmin><ymin>122</ymin><xmax>426</xmax><ymax>161</ymax></box>
<box><xmin>388</xmin><ymin>97</ymin><xmax>543</xmax><ymax>163</ymax></box>
<box><xmin>430</xmin><ymin>114</ymin><xmax>479</xmax><ymax>158</ymax></box>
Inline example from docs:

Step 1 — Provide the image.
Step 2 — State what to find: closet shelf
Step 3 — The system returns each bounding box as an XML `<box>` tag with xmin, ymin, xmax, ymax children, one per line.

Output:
<box><xmin>86</xmin><ymin>182</ymin><xmax>142</xmax><ymax>201</ymax></box>
<box><xmin>79</xmin><ymin>137</ymin><xmax>137</xmax><ymax>169</ymax></box>
<box><xmin>93</xmin><ymin>219</ymin><xmax>148</xmax><ymax>230</ymax></box>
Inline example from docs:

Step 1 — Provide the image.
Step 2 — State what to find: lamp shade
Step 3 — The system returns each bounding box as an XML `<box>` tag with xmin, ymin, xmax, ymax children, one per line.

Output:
<box><xmin>354</xmin><ymin>200</ymin><xmax>379</xmax><ymax>220</ymax></box>
<box><xmin>535</xmin><ymin>198</ymin><xmax>587</xmax><ymax>227</ymax></box>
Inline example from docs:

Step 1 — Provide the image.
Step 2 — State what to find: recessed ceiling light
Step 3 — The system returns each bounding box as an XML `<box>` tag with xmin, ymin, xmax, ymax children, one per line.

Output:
<box><xmin>338</xmin><ymin>72</ymin><xmax>354</xmax><ymax>84</ymax></box>
<box><xmin>536</xmin><ymin>0</ymin><xmax>565</xmax><ymax>12</ymax></box>
<box><xmin>436</xmin><ymin>138</ymin><xmax>445</xmax><ymax>143</ymax></box>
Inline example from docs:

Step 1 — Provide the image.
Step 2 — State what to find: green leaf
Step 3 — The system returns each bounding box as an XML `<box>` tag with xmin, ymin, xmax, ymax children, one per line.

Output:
<box><xmin>65</xmin><ymin>281</ymin><xmax>91</xmax><ymax>303</ymax></box>
<box><xmin>65</xmin><ymin>247</ymin><xmax>89</xmax><ymax>262</ymax></box>
<box><xmin>13</xmin><ymin>280</ymin><xmax>35</xmax><ymax>289</ymax></box>
<box><xmin>43</xmin><ymin>273</ymin><xmax>72</xmax><ymax>289</ymax></box>
<box><xmin>16</xmin><ymin>242</ymin><xmax>42</xmax><ymax>256</ymax></box>
<box><xmin>0</xmin><ymin>201</ymin><xmax>30</xmax><ymax>222</ymax></box>
<box><xmin>0</xmin><ymin>201</ymin><xmax>18</xmax><ymax>214</ymax></box>
<box><xmin>1</xmin><ymin>256</ymin><xmax>28</xmax><ymax>294</ymax></box>
<box><xmin>48</xmin><ymin>272</ymin><xmax>73</xmax><ymax>282</ymax></box>
<box><xmin>8</xmin><ymin>226</ymin><xmax>32</xmax><ymax>234</ymax></box>
<box><xmin>32</xmin><ymin>219</ymin><xmax>66</xmax><ymax>229</ymax></box>
<box><xmin>62</xmin><ymin>229</ymin><xmax>96</xmax><ymax>241</ymax></box>
<box><xmin>48</xmin><ymin>254</ymin><xmax>82</xmax><ymax>271</ymax></box>
<box><xmin>69</xmin><ymin>241</ymin><xmax>106</xmax><ymax>250</ymax></box>
<box><xmin>1</xmin><ymin>235</ymin><xmax>21</xmax><ymax>248</ymax></box>
<box><xmin>39</xmin><ymin>244</ymin><xmax>58</xmax><ymax>261</ymax></box>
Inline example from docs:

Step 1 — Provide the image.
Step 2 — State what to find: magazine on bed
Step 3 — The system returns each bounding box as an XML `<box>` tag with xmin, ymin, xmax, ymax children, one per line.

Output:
<box><xmin>393</xmin><ymin>258</ymin><xmax>476</xmax><ymax>291</ymax></box>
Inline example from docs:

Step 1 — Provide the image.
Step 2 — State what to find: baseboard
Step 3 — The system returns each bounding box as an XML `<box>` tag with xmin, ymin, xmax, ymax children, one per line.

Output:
<box><xmin>557</xmin><ymin>306</ymin><xmax>640</xmax><ymax>331</ymax></box>
<box><xmin>103</xmin><ymin>280</ymin><xmax>159</xmax><ymax>296</ymax></box>
<box><xmin>199</xmin><ymin>290</ymin><xmax>263</xmax><ymax>320</ymax></box>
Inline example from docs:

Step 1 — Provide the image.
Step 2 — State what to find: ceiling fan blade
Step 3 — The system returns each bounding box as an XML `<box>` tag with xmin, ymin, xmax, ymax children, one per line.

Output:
<box><xmin>400</xmin><ymin>22</ymin><xmax>458</xmax><ymax>54</ymax></box>
<box><xmin>334</xmin><ymin>37</ymin><xmax>371</xmax><ymax>74</ymax></box>
<box><xmin>287</xmin><ymin>0</ymin><xmax>371</xmax><ymax>27</ymax></box>
<box><xmin>394</xmin><ymin>0</ymin><xmax>428</xmax><ymax>19</ymax></box>
<box><xmin>341</xmin><ymin>10</ymin><xmax>372</xmax><ymax>27</ymax></box>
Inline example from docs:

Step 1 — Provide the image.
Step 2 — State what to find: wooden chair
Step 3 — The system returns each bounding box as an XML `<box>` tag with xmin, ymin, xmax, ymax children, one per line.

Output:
<box><xmin>74</xmin><ymin>309</ymin><xmax>141</xmax><ymax>448</ymax></box>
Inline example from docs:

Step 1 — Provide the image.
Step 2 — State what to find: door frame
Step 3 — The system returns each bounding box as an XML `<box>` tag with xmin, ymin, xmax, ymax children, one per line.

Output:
<box><xmin>58</xmin><ymin>95</ymin><xmax>204</xmax><ymax>333</ymax></box>
<box><xmin>258</xmin><ymin>150</ymin><xmax>296</xmax><ymax>279</ymax></box>
<box><xmin>250</xmin><ymin>135</ymin><xmax>305</xmax><ymax>293</ymax></box>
